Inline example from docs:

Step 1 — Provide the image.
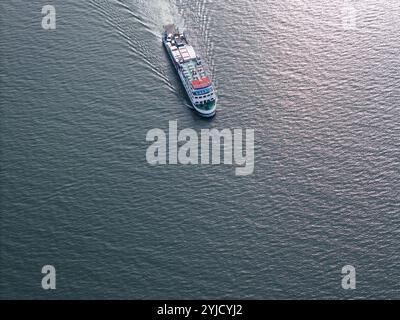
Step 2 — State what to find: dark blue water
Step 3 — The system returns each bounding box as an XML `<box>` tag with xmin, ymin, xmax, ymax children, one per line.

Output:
<box><xmin>0</xmin><ymin>0</ymin><xmax>399</xmax><ymax>299</ymax></box>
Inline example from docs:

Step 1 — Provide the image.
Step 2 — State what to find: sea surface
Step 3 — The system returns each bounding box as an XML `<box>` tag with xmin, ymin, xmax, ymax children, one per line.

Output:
<box><xmin>0</xmin><ymin>0</ymin><xmax>399</xmax><ymax>299</ymax></box>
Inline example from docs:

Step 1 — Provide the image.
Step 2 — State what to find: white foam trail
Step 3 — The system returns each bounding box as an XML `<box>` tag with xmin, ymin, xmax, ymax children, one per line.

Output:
<box><xmin>134</xmin><ymin>0</ymin><xmax>186</xmax><ymax>33</ymax></box>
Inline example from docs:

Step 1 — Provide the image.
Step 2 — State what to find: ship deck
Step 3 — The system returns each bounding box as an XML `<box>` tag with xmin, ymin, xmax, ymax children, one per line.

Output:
<box><xmin>181</xmin><ymin>60</ymin><xmax>207</xmax><ymax>83</ymax></box>
<box><xmin>164</xmin><ymin>25</ymin><xmax>212</xmax><ymax>90</ymax></box>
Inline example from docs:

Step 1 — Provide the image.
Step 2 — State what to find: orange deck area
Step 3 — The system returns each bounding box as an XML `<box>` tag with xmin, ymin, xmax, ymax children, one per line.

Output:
<box><xmin>191</xmin><ymin>77</ymin><xmax>211</xmax><ymax>89</ymax></box>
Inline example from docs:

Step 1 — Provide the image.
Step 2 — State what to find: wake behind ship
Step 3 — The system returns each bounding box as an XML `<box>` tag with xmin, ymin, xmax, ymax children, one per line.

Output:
<box><xmin>163</xmin><ymin>24</ymin><xmax>217</xmax><ymax>117</ymax></box>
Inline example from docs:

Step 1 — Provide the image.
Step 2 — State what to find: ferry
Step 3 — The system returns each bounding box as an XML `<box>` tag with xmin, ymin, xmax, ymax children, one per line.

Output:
<box><xmin>163</xmin><ymin>24</ymin><xmax>217</xmax><ymax>117</ymax></box>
